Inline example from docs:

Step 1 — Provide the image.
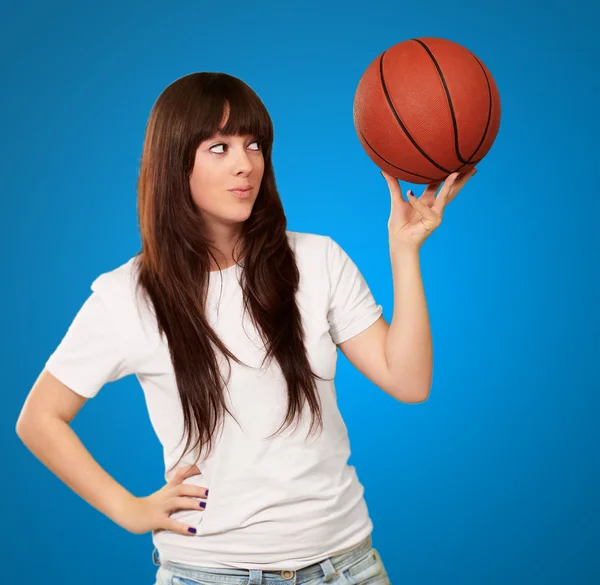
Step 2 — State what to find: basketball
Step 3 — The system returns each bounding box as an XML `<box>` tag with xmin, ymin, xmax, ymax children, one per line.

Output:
<box><xmin>353</xmin><ymin>37</ymin><xmax>501</xmax><ymax>184</ymax></box>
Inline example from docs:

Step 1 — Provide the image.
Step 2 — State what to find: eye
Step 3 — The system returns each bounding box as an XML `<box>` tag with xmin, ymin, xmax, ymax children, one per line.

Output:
<box><xmin>209</xmin><ymin>143</ymin><xmax>227</xmax><ymax>154</ymax></box>
<box><xmin>209</xmin><ymin>139</ymin><xmax>261</xmax><ymax>154</ymax></box>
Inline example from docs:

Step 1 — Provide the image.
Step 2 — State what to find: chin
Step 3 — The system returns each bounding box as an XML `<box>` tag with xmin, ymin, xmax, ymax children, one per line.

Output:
<box><xmin>200</xmin><ymin>202</ymin><xmax>255</xmax><ymax>226</ymax></box>
<box><xmin>224</xmin><ymin>209</ymin><xmax>254</xmax><ymax>224</ymax></box>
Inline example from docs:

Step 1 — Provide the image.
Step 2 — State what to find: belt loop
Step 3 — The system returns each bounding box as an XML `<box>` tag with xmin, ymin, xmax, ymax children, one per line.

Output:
<box><xmin>319</xmin><ymin>558</ymin><xmax>339</xmax><ymax>583</ymax></box>
<box><xmin>247</xmin><ymin>569</ymin><xmax>263</xmax><ymax>585</ymax></box>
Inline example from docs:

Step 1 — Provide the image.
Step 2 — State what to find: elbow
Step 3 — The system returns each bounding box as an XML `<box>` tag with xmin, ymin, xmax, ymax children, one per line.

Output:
<box><xmin>400</xmin><ymin>370</ymin><xmax>432</xmax><ymax>403</ymax></box>
<box><xmin>403</xmin><ymin>393</ymin><xmax>430</xmax><ymax>404</ymax></box>
<box><xmin>15</xmin><ymin>411</ymin><xmax>49</xmax><ymax>445</ymax></box>
<box><xmin>16</xmin><ymin>411</ymin><xmax>34</xmax><ymax>443</ymax></box>
<box><xmin>15</xmin><ymin>409</ymin><xmax>27</xmax><ymax>438</ymax></box>
<box><xmin>394</xmin><ymin>384</ymin><xmax>431</xmax><ymax>404</ymax></box>
<box><xmin>400</xmin><ymin>393</ymin><xmax>430</xmax><ymax>404</ymax></box>
<box><xmin>387</xmin><ymin>369</ymin><xmax>432</xmax><ymax>404</ymax></box>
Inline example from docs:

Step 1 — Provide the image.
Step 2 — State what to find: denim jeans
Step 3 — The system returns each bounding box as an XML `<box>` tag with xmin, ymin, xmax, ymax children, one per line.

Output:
<box><xmin>153</xmin><ymin>535</ymin><xmax>391</xmax><ymax>585</ymax></box>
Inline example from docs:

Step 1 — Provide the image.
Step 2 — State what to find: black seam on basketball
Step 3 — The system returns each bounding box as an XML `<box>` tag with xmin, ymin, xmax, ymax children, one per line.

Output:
<box><xmin>465</xmin><ymin>51</ymin><xmax>493</xmax><ymax>162</ymax></box>
<box><xmin>359</xmin><ymin>130</ymin><xmax>439</xmax><ymax>181</ymax></box>
<box><xmin>379</xmin><ymin>50</ymin><xmax>452</xmax><ymax>175</ymax></box>
<box><xmin>453</xmin><ymin>155</ymin><xmax>484</xmax><ymax>175</ymax></box>
<box><xmin>413</xmin><ymin>39</ymin><xmax>469</xmax><ymax>165</ymax></box>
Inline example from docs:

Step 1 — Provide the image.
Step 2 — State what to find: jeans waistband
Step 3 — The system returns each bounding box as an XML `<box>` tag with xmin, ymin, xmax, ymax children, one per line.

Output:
<box><xmin>157</xmin><ymin>534</ymin><xmax>373</xmax><ymax>584</ymax></box>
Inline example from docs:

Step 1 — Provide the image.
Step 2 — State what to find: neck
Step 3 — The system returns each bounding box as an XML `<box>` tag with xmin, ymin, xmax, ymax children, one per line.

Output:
<box><xmin>203</xmin><ymin>219</ymin><xmax>244</xmax><ymax>272</ymax></box>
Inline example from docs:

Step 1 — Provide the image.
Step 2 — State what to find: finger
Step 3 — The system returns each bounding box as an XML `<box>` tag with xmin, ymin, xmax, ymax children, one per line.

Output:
<box><xmin>182</xmin><ymin>464</ymin><xmax>202</xmax><ymax>479</ymax></box>
<box><xmin>381</xmin><ymin>170</ymin><xmax>405</xmax><ymax>206</ymax></box>
<box><xmin>419</xmin><ymin>182</ymin><xmax>442</xmax><ymax>207</ymax></box>
<box><xmin>446</xmin><ymin>167</ymin><xmax>477</xmax><ymax>204</ymax></box>
<box><xmin>163</xmin><ymin>518</ymin><xmax>199</xmax><ymax>536</ymax></box>
<box><xmin>167</xmin><ymin>496</ymin><xmax>208</xmax><ymax>513</ymax></box>
<box><xmin>432</xmin><ymin>172</ymin><xmax>461</xmax><ymax>214</ymax></box>
<box><xmin>167</xmin><ymin>466</ymin><xmax>189</xmax><ymax>484</ymax></box>
<box><xmin>450</xmin><ymin>167</ymin><xmax>477</xmax><ymax>190</ymax></box>
<box><xmin>169</xmin><ymin>464</ymin><xmax>201</xmax><ymax>485</ymax></box>
<box><xmin>456</xmin><ymin>166</ymin><xmax>477</xmax><ymax>187</ymax></box>
<box><xmin>407</xmin><ymin>189</ymin><xmax>440</xmax><ymax>222</ymax></box>
<box><xmin>175</xmin><ymin>484</ymin><xmax>209</xmax><ymax>499</ymax></box>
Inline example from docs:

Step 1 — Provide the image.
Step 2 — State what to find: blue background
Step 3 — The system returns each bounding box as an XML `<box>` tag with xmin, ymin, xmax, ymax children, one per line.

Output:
<box><xmin>2</xmin><ymin>0</ymin><xmax>598</xmax><ymax>583</ymax></box>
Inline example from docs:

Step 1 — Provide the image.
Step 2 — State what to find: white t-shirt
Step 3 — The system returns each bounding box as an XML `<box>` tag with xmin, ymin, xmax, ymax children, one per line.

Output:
<box><xmin>45</xmin><ymin>231</ymin><xmax>383</xmax><ymax>570</ymax></box>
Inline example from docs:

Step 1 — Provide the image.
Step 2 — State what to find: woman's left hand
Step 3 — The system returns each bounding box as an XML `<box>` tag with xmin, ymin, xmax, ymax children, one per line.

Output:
<box><xmin>382</xmin><ymin>167</ymin><xmax>477</xmax><ymax>251</ymax></box>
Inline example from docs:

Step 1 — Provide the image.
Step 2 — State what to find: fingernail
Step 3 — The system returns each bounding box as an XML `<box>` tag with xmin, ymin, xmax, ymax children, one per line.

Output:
<box><xmin>407</xmin><ymin>189</ymin><xmax>414</xmax><ymax>197</ymax></box>
<box><xmin>205</xmin><ymin>489</ymin><xmax>209</xmax><ymax>496</ymax></box>
<box><xmin>200</xmin><ymin>501</ymin><xmax>206</xmax><ymax>508</ymax></box>
<box><xmin>188</xmin><ymin>527</ymin><xmax>197</xmax><ymax>534</ymax></box>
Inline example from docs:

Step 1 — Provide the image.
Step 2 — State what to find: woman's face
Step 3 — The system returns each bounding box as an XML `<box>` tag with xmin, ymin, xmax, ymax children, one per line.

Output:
<box><xmin>189</xmin><ymin>121</ymin><xmax>265</xmax><ymax>229</ymax></box>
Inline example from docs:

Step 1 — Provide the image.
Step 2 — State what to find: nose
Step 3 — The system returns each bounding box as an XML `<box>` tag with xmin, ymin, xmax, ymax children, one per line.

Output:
<box><xmin>231</xmin><ymin>147</ymin><xmax>253</xmax><ymax>175</ymax></box>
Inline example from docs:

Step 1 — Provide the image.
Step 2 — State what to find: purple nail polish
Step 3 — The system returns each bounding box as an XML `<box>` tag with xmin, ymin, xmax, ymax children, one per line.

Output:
<box><xmin>188</xmin><ymin>527</ymin><xmax>197</xmax><ymax>534</ymax></box>
<box><xmin>200</xmin><ymin>501</ymin><xmax>206</xmax><ymax>508</ymax></box>
<box><xmin>205</xmin><ymin>489</ymin><xmax>209</xmax><ymax>496</ymax></box>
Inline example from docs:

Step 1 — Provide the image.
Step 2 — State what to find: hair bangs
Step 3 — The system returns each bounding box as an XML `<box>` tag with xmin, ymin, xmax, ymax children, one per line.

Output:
<box><xmin>218</xmin><ymin>90</ymin><xmax>273</xmax><ymax>147</ymax></box>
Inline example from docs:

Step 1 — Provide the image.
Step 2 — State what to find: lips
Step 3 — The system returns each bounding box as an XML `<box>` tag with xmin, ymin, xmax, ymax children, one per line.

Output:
<box><xmin>229</xmin><ymin>187</ymin><xmax>253</xmax><ymax>199</ymax></box>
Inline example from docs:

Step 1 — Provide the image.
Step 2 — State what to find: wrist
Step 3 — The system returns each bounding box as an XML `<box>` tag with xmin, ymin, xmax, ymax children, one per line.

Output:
<box><xmin>109</xmin><ymin>489</ymin><xmax>139</xmax><ymax>529</ymax></box>
<box><xmin>389</xmin><ymin>238</ymin><xmax>421</xmax><ymax>257</ymax></box>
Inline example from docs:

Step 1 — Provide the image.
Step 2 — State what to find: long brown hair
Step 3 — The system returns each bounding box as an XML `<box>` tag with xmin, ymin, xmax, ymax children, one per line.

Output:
<box><xmin>135</xmin><ymin>72</ymin><xmax>328</xmax><ymax>473</ymax></box>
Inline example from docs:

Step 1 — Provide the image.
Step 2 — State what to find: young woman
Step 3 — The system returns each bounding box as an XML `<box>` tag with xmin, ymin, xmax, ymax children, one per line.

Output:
<box><xmin>16</xmin><ymin>72</ymin><xmax>474</xmax><ymax>585</ymax></box>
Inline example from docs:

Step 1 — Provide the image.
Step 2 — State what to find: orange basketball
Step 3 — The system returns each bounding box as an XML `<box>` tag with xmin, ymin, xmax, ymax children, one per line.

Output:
<box><xmin>353</xmin><ymin>37</ymin><xmax>501</xmax><ymax>184</ymax></box>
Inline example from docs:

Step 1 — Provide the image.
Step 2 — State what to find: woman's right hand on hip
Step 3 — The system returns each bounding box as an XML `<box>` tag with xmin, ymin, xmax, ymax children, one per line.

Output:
<box><xmin>120</xmin><ymin>464</ymin><xmax>208</xmax><ymax>535</ymax></box>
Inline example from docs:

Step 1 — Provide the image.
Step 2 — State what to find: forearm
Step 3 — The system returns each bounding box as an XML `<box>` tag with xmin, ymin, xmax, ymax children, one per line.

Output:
<box><xmin>384</xmin><ymin>244</ymin><xmax>433</xmax><ymax>401</ymax></box>
<box><xmin>17</xmin><ymin>416</ymin><xmax>135</xmax><ymax>527</ymax></box>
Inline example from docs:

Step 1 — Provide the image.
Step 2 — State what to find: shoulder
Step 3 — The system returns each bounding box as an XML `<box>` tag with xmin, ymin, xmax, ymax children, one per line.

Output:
<box><xmin>286</xmin><ymin>229</ymin><xmax>329</xmax><ymax>249</ymax></box>
<box><xmin>285</xmin><ymin>230</ymin><xmax>338</xmax><ymax>261</ymax></box>
<box><xmin>88</xmin><ymin>254</ymin><xmax>161</xmax><ymax>368</ymax></box>
<box><xmin>285</xmin><ymin>230</ymin><xmax>349</xmax><ymax>269</ymax></box>
<box><xmin>88</xmin><ymin>254</ymin><xmax>151</xmax><ymax>320</ymax></box>
<box><xmin>90</xmin><ymin>255</ymin><xmax>151</xmax><ymax>327</ymax></box>
<box><xmin>90</xmin><ymin>255</ymin><xmax>140</xmax><ymax>298</ymax></box>
<box><xmin>89</xmin><ymin>252</ymin><xmax>154</xmax><ymax>317</ymax></box>
<box><xmin>286</xmin><ymin>230</ymin><xmax>333</xmax><ymax>275</ymax></box>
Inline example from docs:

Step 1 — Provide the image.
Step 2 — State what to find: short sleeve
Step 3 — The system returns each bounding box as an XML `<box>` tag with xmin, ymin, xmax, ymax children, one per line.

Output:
<box><xmin>45</xmin><ymin>291</ymin><xmax>134</xmax><ymax>398</ymax></box>
<box><xmin>326</xmin><ymin>236</ymin><xmax>383</xmax><ymax>344</ymax></box>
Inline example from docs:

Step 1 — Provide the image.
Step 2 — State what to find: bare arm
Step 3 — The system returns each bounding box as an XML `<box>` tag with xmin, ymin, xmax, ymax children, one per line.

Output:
<box><xmin>16</xmin><ymin>368</ymin><xmax>208</xmax><ymax>535</ymax></box>
<box><xmin>15</xmin><ymin>369</ymin><xmax>136</xmax><ymax>528</ymax></box>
